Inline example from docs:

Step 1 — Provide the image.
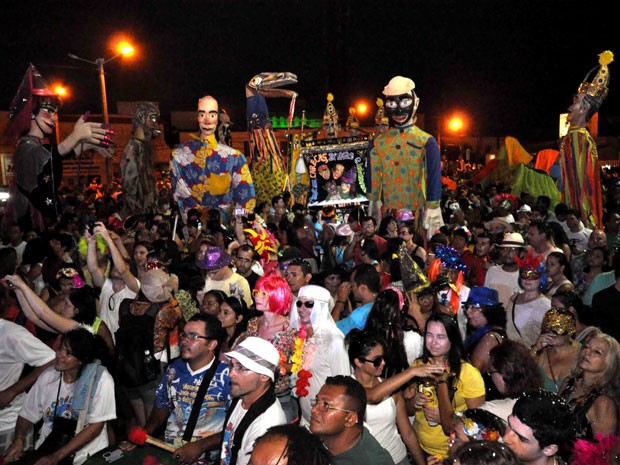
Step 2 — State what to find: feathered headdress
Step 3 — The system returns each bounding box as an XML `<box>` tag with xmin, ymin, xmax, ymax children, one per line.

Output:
<box><xmin>572</xmin><ymin>433</ymin><xmax>620</xmax><ymax>465</ymax></box>
<box><xmin>515</xmin><ymin>250</ymin><xmax>547</xmax><ymax>290</ymax></box>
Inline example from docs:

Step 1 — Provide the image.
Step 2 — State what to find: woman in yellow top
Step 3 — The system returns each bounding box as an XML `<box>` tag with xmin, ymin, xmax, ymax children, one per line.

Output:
<box><xmin>407</xmin><ymin>312</ymin><xmax>485</xmax><ymax>458</ymax></box>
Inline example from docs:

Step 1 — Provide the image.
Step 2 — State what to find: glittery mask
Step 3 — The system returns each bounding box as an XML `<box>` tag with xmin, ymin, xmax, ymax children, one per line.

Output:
<box><xmin>542</xmin><ymin>307</ymin><xmax>576</xmax><ymax>336</ymax></box>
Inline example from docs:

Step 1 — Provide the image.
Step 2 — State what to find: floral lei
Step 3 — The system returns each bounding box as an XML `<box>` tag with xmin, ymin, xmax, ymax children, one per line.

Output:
<box><xmin>291</xmin><ymin>325</ymin><xmax>315</xmax><ymax>397</ymax></box>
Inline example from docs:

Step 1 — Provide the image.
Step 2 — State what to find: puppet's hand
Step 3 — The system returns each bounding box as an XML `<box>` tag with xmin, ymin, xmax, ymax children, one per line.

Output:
<box><xmin>72</xmin><ymin>115</ymin><xmax>115</xmax><ymax>148</ymax></box>
<box><xmin>423</xmin><ymin>206</ymin><xmax>444</xmax><ymax>240</ymax></box>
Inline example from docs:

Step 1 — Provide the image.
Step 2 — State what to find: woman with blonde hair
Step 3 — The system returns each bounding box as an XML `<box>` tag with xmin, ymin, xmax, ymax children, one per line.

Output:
<box><xmin>559</xmin><ymin>329</ymin><xmax>620</xmax><ymax>439</ymax></box>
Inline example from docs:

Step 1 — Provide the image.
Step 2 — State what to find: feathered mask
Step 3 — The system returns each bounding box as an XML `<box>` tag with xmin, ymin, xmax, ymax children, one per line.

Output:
<box><xmin>515</xmin><ymin>252</ymin><xmax>547</xmax><ymax>290</ymax></box>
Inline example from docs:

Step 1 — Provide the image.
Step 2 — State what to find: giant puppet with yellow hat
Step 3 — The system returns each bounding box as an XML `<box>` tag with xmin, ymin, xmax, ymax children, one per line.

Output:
<box><xmin>368</xmin><ymin>76</ymin><xmax>443</xmax><ymax>239</ymax></box>
<box><xmin>559</xmin><ymin>50</ymin><xmax>614</xmax><ymax>228</ymax></box>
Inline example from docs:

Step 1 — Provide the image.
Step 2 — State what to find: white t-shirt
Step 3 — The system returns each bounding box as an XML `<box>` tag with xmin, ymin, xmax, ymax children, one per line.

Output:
<box><xmin>0</xmin><ymin>320</ymin><xmax>55</xmax><ymax>432</ymax></box>
<box><xmin>220</xmin><ymin>399</ymin><xmax>286</xmax><ymax>465</ymax></box>
<box><xmin>366</xmin><ymin>392</ymin><xmax>407</xmax><ymax>463</ymax></box>
<box><xmin>484</xmin><ymin>266</ymin><xmax>519</xmax><ymax>312</ymax></box>
<box><xmin>204</xmin><ymin>272</ymin><xmax>252</xmax><ymax>308</ymax></box>
<box><xmin>403</xmin><ymin>330</ymin><xmax>423</xmax><ymax>366</ymax></box>
<box><xmin>506</xmin><ymin>295</ymin><xmax>550</xmax><ymax>348</ymax></box>
<box><xmin>20</xmin><ymin>366</ymin><xmax>116</xmax><ymax>465</ymax></box>
<box><xmin>98</xmin><ymin>278</ymin><xmax>139</xmax><ymax>343</ymax></box>
<box><xmin>567</xmin><ymin>227</ymin><xmax>592</xmax><ymax>251</ymax></box>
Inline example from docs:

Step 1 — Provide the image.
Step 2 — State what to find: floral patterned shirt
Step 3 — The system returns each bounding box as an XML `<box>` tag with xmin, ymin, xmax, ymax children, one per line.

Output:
<box><xmin>246</xmin><ymin>317</ymin><xmax>297</xmax><ymax>396</ymax></box>
<box><xmin>170</xmin><ymin>134</ymin><xmax>256</xmax><ymax>214</ymax></box>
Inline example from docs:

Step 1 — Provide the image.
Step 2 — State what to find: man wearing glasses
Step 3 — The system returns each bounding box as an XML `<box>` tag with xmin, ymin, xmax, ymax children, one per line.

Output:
<box><xmin>143</xmin><ymin>314</ymin><xmax>230</xmax><ymax>464</ymax></box>
<box><xmin>233</xmin><ymin>244</ymin><xmax>260</xmax><ymax>292</ymax></box>
<box><xmin>310</xmin><ymin>376</ymin><xmax>394</xmax><ymax>465</ymax></box>
<box><xmin>220</xmin><ymin>337</ymin><xmax>286</xmax><ymax>465</ymax></box>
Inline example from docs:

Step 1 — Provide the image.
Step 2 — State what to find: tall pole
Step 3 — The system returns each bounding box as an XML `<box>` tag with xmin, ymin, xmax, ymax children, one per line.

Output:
<box><xmin>97</xmin><ymin>58</ymin><xmax>112</xmax><ymax>183</ymax></box>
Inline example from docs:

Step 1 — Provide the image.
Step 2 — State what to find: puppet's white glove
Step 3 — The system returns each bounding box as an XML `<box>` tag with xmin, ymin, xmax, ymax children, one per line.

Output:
<box><xmin>423</xmin><ymin>206</ymin><xmax>444</xmax><ymax>240</ymax></box>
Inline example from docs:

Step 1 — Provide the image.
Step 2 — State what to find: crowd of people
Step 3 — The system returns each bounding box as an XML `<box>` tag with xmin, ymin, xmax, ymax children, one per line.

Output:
<box><xmin>1</xmin><ymin>175</ymin><xmax>620</xmax><ymax>465</ymax></box>
<box><xmin>1</xmin><ymin>54</ymin><xmax>618</xmax><ymax>465</ymax></box>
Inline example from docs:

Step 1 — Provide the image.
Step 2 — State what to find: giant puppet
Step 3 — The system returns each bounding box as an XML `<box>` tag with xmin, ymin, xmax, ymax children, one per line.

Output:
<box><xmin>246</xmin><ymin>72</ymin><xmax>298</xmax><ymax>206</ymax></box>
<box><xmin>559</xmin><ymin>50</ymin><xmax>614</xmax><ymax>228</ymax></box>
<box><xmin>170</xmin><ymin>95</ymin><xmax>255</xmax><ymax>221</ymax></box>
<box><xmin>120</xmin><ymin>102</ymin><xmax>161</xmax><ymax>216</ymax></box>
<box><xmin>5</xmin><ymin>64</ymin><xmax>113</xmax><ymax>230</ymax></box>
<box><xmin>368</xmin><ymin>76</ymin><xmax>443</xmax><ymax>238</ymax></box>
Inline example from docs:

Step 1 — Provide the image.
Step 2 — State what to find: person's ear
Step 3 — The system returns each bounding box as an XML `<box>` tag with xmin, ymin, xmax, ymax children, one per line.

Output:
<box><xmin>344</xmin><ymin>412</ymin><xmax>358</xmax><ymax>427</ymax></box>
<box><xmin>236</xmin><ymin>314</ymin><xmax>244</xmax><ymax>324</ymax></box>
<box><xmin>541</xmin><ymin>444</ymin><xmax>558</xmax><ymax>458</ymax></box>
<box><xmin>207</xmin><ymin>339</ymin><xmax>218</xmax><ymax>351</ymax></box>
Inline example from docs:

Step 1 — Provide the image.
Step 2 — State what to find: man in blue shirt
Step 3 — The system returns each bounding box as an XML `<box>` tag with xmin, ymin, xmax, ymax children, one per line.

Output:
<box><xmin>335</xmin><ymin>264</ymin><xmax>380</xmax><ymax>336</ymax></box>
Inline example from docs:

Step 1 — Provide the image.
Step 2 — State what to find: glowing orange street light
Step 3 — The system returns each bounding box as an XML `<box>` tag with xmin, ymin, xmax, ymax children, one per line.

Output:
<box><xmin>53</xmin><ymin>84</ymin><xmax>68</xmax><ymax>97</ymax></box>
<box><xmin>356</xmin><ymin>102</ymin><xmax>368</xmax><ymax>116</ymax></box>
<box><xmin>448</xmin><ymin>116</ymin><xmax>464</xmax><ymax>132</ymax></box>
<box><xmin>117</xmin><ymin>42</ymin><xmax>135</xmax><ymax>57</ymax></box>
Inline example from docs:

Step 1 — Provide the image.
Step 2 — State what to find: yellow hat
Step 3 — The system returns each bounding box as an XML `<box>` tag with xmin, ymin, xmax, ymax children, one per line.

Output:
<box><xmin>578</xmin><ymin>50</ymin><xmax>614</xmax><ymax>100</ymax></box>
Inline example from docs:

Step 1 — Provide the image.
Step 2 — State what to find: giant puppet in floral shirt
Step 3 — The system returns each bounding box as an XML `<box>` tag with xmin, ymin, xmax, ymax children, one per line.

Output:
<box><xmin>170</xmin><ymin>95</ymin><xmax>255</xmax><ymax>221</ymax></box>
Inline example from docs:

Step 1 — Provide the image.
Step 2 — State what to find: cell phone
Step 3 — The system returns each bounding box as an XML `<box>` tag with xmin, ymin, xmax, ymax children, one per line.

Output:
<box><xmin>198</xmin><ymin>221</ymin><xmax>202</xmax><ymax>229</ymax></box>
<box><xmin>235</xmin><ymin>208</ymin><xmax>245</xmax><ymax>216</ymax></box>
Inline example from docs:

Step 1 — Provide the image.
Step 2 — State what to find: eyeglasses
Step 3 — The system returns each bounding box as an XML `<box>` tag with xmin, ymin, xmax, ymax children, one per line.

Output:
<box><xmin>180</xmin><ymin>331</ymin><xmax>211</xmax><ymax>341</ymax></box>
<box><xmin>236</xmin><ymin>257</ymin><xmax>253</xmax><ymax>264</ymax></box>
<box><xmin>253</xmin><ymin>289</ymin><xmax>269</xmax><ymax>299</ymax></box>
<box><xmin>228</xmin><ymin>362</ymin><xmax>250</xmax><ymax>373</ymax></box>
<box><xmin>311</xmin><ymin>398</ymin><xmax>355</xmax><ymax>414</ymax></box>
<box><xmin>359</xmin><ymin>355</ymin><xmax>384</xmax><ymax>368</ymax></box>
<box><xmin>296</xmin><ymin>300</ymin><xmax>315</xmax><ymax>308</ymax></box>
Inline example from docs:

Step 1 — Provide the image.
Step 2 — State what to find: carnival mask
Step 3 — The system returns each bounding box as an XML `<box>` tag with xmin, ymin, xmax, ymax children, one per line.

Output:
<box><xmin>385</xmin><ymin>93</ymin><xmax>418</xmax><ymax>127</ymax></box>
<box><xmin>542</xmin><ymin>307</ymin><xmax>576</xmax><ymax>336</ymax></box>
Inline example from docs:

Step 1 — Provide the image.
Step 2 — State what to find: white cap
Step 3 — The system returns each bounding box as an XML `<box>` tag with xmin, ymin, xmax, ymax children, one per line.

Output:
<box><xmin>224</xmin><ymin>337</ymin><xmax>280</xmax><ymax>380</ymax></box>
<box><xmin>383</xmin><ymin>76</ymin><xmax>415</xmax><ymax>96</ymax></box>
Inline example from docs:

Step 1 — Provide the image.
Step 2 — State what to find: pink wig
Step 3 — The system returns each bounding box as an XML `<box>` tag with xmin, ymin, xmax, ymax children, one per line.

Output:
<box><xmin>255</xmin><ymin>274</ymin><xmax>293</xmax><ymax>315</ymax></box>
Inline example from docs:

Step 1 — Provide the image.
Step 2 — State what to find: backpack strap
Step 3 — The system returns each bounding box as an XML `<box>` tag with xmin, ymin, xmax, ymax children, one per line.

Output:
<box><xmin>182</xmin><ymin>359</ymin><xmax>221</xmax><ymax>442</ymax></box>
<box><xmin>222</xmin><ymin>388</ymin><xmax>277</xmax><ymax>465</ymax></box>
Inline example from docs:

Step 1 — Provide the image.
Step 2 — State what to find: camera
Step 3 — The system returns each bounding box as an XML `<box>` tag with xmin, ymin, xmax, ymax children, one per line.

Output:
<box><xmin>87</xmin><ymin>221</ymin><xmax>96</xmax><ymax>234</ymax></box>
<box><xmin>235</xmin><ymin>208</ymin><xmax>245</xmax><ymax>216</ymax></box>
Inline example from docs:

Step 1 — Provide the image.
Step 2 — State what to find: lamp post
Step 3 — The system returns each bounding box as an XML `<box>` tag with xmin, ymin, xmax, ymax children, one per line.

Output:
<box><xmin>68</xmin><ymin>42</ymin><xmax>134</xmax><ymax>182</ymax></box>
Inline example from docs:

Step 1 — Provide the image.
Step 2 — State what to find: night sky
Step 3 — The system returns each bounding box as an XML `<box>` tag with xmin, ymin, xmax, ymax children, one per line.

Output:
<box><xmin>1</xmin><ymin>0</ymin><xmax>618</xmax><ymax>143</ymax></box>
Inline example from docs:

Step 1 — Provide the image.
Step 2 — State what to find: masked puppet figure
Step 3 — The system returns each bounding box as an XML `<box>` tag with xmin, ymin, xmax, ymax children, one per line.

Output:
<box><xmin>5</xmin><ymin>64</ymin><xmax>114</xmax><ymax>231</ymax></box>
<box><xmin>368</xmin><ymin>76</ymin><xmax>443</xmax><ymax>239</ymax></box>
<box><xmin>559</xmin><ymin>50</ymin><xmax>613</xmax><ymax>228</ymax></box>
<box><xmin>120</xmin><ymin>102</ymin><xmax>161</xmax><ymax>216</ymax></box>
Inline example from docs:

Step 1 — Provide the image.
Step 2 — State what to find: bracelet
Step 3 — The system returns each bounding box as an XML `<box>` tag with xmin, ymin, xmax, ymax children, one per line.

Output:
<box><xmin>436</xmin><ymin>380</ymin><xmax>448</xmax><ymax>385</ymax></box>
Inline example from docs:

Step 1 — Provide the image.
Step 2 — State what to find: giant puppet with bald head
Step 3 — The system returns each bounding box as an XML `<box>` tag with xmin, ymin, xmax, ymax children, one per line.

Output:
<box><xmin>368</xmin><ymin>76</ymin><xmax>443</xmax><ymax>239</ymax></box>
<box><xmin>170</xmin><ymin>95</ymin><xmax>255</xmax><ymax>222</ymax></box>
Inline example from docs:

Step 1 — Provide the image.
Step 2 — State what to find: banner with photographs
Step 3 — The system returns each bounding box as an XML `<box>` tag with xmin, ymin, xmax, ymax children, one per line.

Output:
<box><xmin>301</xmin><ymin>136</ymin><xmax>370</xmax><ymax>207</ymax></box>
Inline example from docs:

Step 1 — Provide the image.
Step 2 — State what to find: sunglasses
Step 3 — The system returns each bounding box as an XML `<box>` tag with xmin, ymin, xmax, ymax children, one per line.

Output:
<box><xmin>358</xmin><ymin>355</ymin><xmax>384</xmax><ymax>368</ymax></box>
<box><xmin>296</xmin><ymin>300</ymin><xmax>315</xmax><ymax>308</ymax></box>
<box><xmin>253</xmin><ymin>289</ymin><xmax>269</xmax><ymax>299</ymax></box>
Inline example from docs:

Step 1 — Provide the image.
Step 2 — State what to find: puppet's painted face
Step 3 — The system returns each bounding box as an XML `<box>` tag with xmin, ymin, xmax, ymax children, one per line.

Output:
<box><xmin>145</xmin><ymin>110</ymin><xmax>161</xmax><ymax>139</ymax></box>
<box><xmin>197</xmin><ymin>96</ymin><xmax>219</xmax><ymax>139</ymax></box>
<box><xmin>567</xmin><ymin>93</ymin><xmax>588</xmax><ymax>126</ymax></box>
<box><xmin>385</xmin><ymin>93</ymin><xmax>415</xmax><ymax>127</ymax></box>
<box><xmin>34</xmin><ymin>104</ymin><xmax>58</xmax><ymax>135</ymax></box>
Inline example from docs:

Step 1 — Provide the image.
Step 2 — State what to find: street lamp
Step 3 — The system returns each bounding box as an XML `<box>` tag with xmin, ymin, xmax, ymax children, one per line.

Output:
<box><xmin>68</xmin><ymin>42</ymin><xmax>135</xmax><ymax>182</ymax></box>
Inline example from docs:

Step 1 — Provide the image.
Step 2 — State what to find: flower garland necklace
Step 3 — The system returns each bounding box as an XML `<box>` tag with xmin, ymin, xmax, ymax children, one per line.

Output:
<box><xmin>291</xmin><ymin>325</ymin><xmax>315</xmax><ymax>397</ymax></box>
